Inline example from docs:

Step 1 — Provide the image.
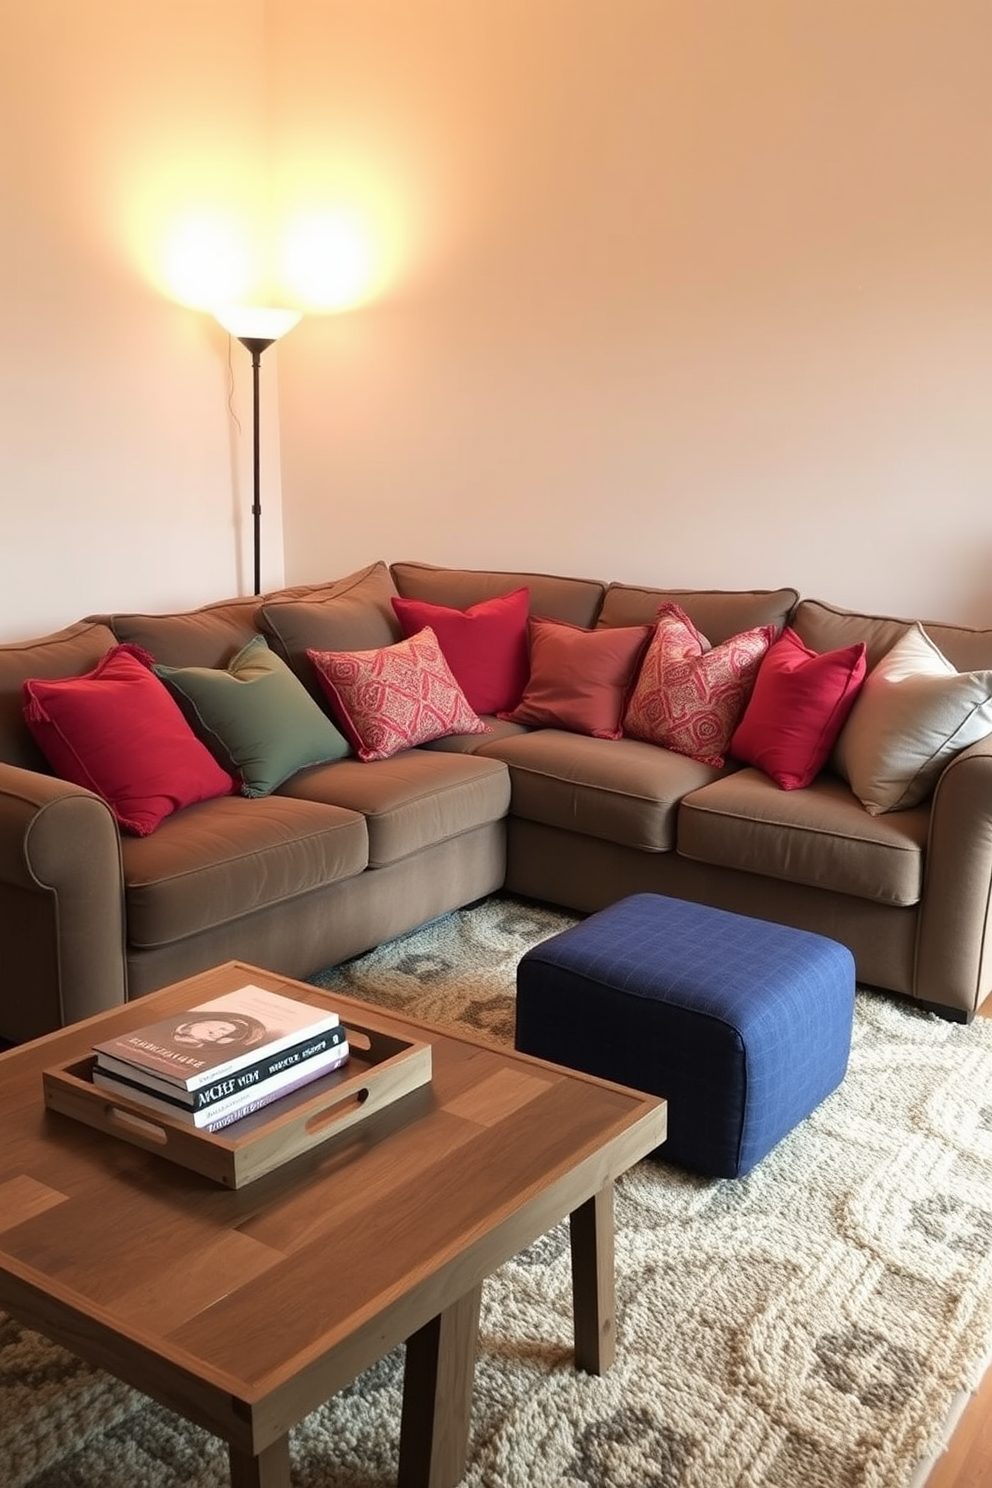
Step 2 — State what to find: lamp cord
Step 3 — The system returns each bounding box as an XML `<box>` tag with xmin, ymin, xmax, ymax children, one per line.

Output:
<box><xmin>224</xmin><ymin>333</ymin><xmax>242</xmax><ymax>438</ymax></box>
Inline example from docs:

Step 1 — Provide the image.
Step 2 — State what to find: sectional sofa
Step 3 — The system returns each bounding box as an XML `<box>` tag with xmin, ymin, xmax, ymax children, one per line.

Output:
<box><xmin>2</xmin><ymin>558</ymin><xmax>990</xmax><ymax>1045</ymax></box>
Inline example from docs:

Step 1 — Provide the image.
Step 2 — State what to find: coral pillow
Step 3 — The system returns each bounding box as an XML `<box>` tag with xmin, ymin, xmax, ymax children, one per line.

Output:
<box><xmin>498</xmin><ymin>619</ymin><xmax>652</xmax><ymax>739</ymax></box>
<box><xmin>307</xmin><ymin>626</ymin><xmax>490</xmax><ymax>762</ymax></box>
<box><xmin>730</xmin><ymin>628</ymin><xmax>868</xmax><ymax>789</ymax></box>
<box><xmin>391</xmin><ymin>586</ymin><xmax>530</xmax><ymax>714</ymax></box>
<box><xmin>22</xmin><ymin>644</ymin><xmax>236</xmax><ymax>835</ymax></box>
<box><xmin>624</xmin><ymin>603</ymin><xmax>776</xmax><ymax>766</ymax></box>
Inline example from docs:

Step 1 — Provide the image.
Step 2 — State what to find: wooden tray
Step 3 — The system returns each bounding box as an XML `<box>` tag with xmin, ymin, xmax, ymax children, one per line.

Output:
<box><xmin>42</xmin><ymin>1021</ymin><xmax>432</xmax><ymax>1189</ymax></box>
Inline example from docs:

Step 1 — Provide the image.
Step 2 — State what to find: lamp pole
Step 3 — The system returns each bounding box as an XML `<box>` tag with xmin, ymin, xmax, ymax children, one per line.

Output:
<box><xmin>237</xmin><ymin>335</ymin><xmax>275</xmax><ymax>597</ymax></box>
<box><xmin>212</xmin><ymin>307</ymin><xmax>302</xmax><ymax>596</ymax></box>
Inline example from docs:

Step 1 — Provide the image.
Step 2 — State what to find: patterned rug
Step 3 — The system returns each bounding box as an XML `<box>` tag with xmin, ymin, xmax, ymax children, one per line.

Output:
<box><xmin>5</xmin><ymin>893</ymin><xmax>992</xmax><ymax>1488</ymax></box>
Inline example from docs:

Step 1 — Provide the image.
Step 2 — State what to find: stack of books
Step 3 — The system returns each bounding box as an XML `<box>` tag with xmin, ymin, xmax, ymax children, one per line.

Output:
<box><xmin>91</xmin><ymin>984</ymin><xmax>350</xmax><ymax>1132</ymax></box>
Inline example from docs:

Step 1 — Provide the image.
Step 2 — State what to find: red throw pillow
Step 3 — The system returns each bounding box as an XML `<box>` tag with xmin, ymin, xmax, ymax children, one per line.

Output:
<box><xmin>623</xmin><ymin>603</ymin><xmax>775</xmax><ymax>766</ymax></box>
<box><xmin>22</xmin><ymin>644</ymin><xmax>236</xmax><ymax>835</ymax></box>
<box><xmin>307</xmin><ymin>626</ymin><xmax>490</xmax><ymax>762</ymax></box>
<box><xmin>391</xmin><ymin>587</ymin><xmax>530</xmax><ymax>714</ymax></box>
<box><xmin>731</xmin><ymin>626</ymin><xmax>868</xmax><ymax>789</ymax></box>
<box><xmin>498</xmin><ymin>619</ymin><xmax>652</xmax><ymax>740</ymax></box>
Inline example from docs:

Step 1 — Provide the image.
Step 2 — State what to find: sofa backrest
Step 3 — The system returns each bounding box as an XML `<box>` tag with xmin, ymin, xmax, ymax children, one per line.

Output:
<box><xmin>792</xmin><ymin>599</ymin><xmax>992</xmax><ymax>673</ymax></box>
<box><xmin>0</xmin><ymin>620</ymin><xmax>119</xmax><ymax>770</ymax></box>
<box><xmin>107</xmin><ymin>595</ymin><xmax>263</xmax><ymax>668</ymax></box>
<box><xmin>259</xmin><ymin>561</ymin><xmax>403</xmax><ymax>698</ymax></box>
<box><xmin>597</xmin><ymin>584</ymin><xmax>799</xmax><ymax>644</ymax></box>
<box><xmin>101</xmin><ymin>564</ymin><xmax>398</xmax><ymax>676</ymax></box>
<box><xmin>0</xmin><ymin>564</ymin><xmax>400</xmax><ymax>774</ymax></box>
<box><xmin>390</xmin><ymin>561</ymin><xmax>606</xmax><ymax>628</ymax></box>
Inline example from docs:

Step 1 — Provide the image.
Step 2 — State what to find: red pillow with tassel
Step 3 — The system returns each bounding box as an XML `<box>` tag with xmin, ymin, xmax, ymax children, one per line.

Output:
<box><xmin>23</xmin><ymin>644</ymin><xmax>236</xmax><ymax>835</ymax></box>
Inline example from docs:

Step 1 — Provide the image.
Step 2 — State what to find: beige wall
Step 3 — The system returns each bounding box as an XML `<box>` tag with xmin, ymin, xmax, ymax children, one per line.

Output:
<box><xmin>0</xmin><ymin>0</ymin><xmax>285</xmax><ymax>638</ymax></box>
<box><xmin>2</xmin><ymin>1</ymin><xmax>991</xmax><ymax>638</ymax></box>
<box><xmin>275</xmin><ymin>0</ymin><xmax>992</xmax><ymax>623</ymax></box>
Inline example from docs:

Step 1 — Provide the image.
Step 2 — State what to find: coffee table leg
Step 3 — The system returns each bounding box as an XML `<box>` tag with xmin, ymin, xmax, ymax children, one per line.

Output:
<box><xmin>398</xmin><ymin>1281</ymin><xmax>483</xmax><ymax>1488</ymax></box>
<box><xmin>569</xmin><ymin>1183</ymin><xmax>616</xmax><ymax>1374</ymax></box>
<box><xmin>228</xmin><ymin>1435</ymin><xmax>292</xmax><ymax>1488</ymax></box>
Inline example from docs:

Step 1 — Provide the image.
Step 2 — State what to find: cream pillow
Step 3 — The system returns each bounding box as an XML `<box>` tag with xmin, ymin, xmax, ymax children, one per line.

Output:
<box><xmin>833</xmin><ymin>624</ymin><xmax>992</xmax><ymax>814</ymax></box>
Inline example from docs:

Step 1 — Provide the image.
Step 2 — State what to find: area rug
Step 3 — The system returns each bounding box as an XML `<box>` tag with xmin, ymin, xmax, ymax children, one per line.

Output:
<box><xmin>5</xmin><ymin>894</ymin><xmax>992</xmax><ymax>1488</ymax></box>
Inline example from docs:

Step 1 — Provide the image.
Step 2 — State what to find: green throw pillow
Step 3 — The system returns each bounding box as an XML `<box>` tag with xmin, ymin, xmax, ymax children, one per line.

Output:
<box><xmin>155</xmin><ymin>635</ymin><xmax>350</xmax><ymax>797</ymax></box>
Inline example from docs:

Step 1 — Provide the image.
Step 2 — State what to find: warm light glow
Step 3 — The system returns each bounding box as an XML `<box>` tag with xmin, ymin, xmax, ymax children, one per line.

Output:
<box><xmin>213</xmin><ymin>305</ymin><xmax>302</xmax><ymax>341</ymax></box>
<box><xmin>279</xmin><ymin>210</ymin><xmax>380</xmax><ymax>311</ymax></box>
<box><xmin>159</xmin><ymin>213</ymin><xmax>258</xmax><ymax>310</ymax></box>
<box><xmin>137</xmin><ymin>183</ymin><xmax>396</xmax><ymax>318</ymax></box>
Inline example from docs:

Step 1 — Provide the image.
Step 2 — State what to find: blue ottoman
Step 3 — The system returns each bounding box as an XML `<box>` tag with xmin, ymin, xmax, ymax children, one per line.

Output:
<box><xmin>515</xmin><ymin>893</ymin><xmax>855</xmax><ymax>1178</ymax></box>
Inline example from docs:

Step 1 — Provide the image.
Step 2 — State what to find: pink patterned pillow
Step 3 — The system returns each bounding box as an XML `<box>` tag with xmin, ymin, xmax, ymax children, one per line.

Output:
<box><xmin>623</xmin><ymin>603</ymin><xmax>776</xmax><ymax>766</ymax></box>
<box><xmin>307</xmin><ymin>626</ymin><xmax>489</xmax><ymax>762</ymax></box>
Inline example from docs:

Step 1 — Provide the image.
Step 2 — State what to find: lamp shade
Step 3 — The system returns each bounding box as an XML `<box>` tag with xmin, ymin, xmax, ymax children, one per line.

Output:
<box><xmin>213</xmin><ymin>306</ymin><xmax>302</xmax><ymax>342</ymax></box>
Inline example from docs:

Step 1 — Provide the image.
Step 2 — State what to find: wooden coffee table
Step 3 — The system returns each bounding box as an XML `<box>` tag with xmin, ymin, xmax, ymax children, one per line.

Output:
<box><xmin>0</xmin><ymin>961</ymin><xmax>666</xmax><ymax>1488</ymax></box>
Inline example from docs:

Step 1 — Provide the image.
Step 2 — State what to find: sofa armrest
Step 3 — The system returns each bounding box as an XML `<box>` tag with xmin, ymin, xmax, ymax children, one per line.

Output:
<box><xmin>915</xmin><ymin>735</ymin><xmax>992</xmax><ymax>1018</ymax></box>
<box><xmin>0</xmin><ymin>764</ymin><xmax>127</xmax><ymax>1042</ymax></box>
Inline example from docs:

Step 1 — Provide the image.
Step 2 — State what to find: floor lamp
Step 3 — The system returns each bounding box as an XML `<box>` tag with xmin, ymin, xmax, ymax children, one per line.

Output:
<box><xmin>214</xmin><ymin>306</ymin><xmax>302</xmax><ymax>595</ymax></box>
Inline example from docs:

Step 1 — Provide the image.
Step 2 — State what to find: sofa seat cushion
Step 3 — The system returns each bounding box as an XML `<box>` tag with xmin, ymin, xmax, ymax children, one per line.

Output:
<box><xmin>121</xmin><ymin>795</ymin><xmax>369</xmax><ymax>949</ymax></box>
<box><xmin>420</xmin><ymin>716</ymin><xmax>529</xmax><ymax>754</ymax></box>
<box><xmin>278</xmin><ymin>750</ymin><xmax>510</xmax><ymax>867</ymax></box>
<box><xmin>678</xmin><ymin>769</ymin><xmax>928</xmax><ymax>907</ymax></box>
<box><xmin>477</xmin><ymin>730</ymin><xmax>723</xmax><ymax>852</ymax></box>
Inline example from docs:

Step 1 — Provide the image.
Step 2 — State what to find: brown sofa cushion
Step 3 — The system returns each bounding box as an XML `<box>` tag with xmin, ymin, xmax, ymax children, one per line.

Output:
<box><xmin>421</xmin><ymin>716</ymin><xmax>528</xmax><ymax>753</ymax></box>
<box><xmin>278</xmin><ymin>750</ymin><xmax>510</xmax><ymax>868</ymax></box>
<box><xmin>597</xmin><ymin>584</ymin><xmax>798</xmax><ymax>643</ymax></box>
<box><xmin>678</xmin><ymin>769</ymin><xmax>928</xmax><ymax>907</ymax></box>
<box><xmin>105</xmin><ymin>573</ymin><xmax>368</xmax><ymax>670</ymax></box>
<box><xmin>260</xmin><ymin>561</ymin><xmax>402</xmax><ymax>697</ymax></box>
<box><xmin>0</xmin><ymin>620</ymin><xmax>119</xmax><ymax>771</ymax></box>
<box><xmin>792</xmin><ymin>598</ymin><xmax>992</xmax><ymax>675</ymax></box>
<box><xmin>477</xmin><ymin>730</ymin><xmax>721</xmax><ymax>852</ymax></box>
<box><xmin>109</xmin><ymin>595</ymin><xmax>263</xmax><ymax>668</ymax></box>
<box><xmin>121</xmin><ymin>794</ymin><xmax>368</xmax><ymax>948</ymax></box>
<box><xmin>390</xmin><ymin>561</ymin><xmax>606</xmax><ymax>629</ymax></box>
